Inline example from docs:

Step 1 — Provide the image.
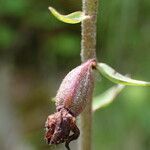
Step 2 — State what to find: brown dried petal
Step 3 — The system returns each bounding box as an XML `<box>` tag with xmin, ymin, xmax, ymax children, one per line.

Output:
<box><xmin>45</xmin><ymin>108</ymin><xmax>79</xmax><ymax>149</ymax></box>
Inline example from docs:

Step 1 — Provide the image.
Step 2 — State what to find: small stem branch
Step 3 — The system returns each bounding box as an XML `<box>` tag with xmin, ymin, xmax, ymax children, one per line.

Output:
<box><xmin>79</xmin><ymin>0</ymin><xmax>98</xmax><ymax>149</ymax></box>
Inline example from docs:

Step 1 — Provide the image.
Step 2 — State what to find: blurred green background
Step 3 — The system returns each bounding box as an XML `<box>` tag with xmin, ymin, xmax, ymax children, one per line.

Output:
<box><xmin>0</xmin><ymin>0</ymin><xmax>150</xmax><ymax>150</ymax></box>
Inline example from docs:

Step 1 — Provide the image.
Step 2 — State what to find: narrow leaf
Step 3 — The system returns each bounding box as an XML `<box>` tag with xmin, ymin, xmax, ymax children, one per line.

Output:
<box><xmin>48</xmin><ymin>7</ymin><xmax>89</xmax><ymax>24</ymax></box>
<box><xmin>97</xmin><ymin>63</ymin><xmax>150</xmax><ymax>86</ymax></box>
<box><xmin>51</xmin><ymin>97</ymin><xmax>56</xmax><ymax>102</ymax></box>
<box><xmin>93</xmin><ymin>84</ymin><xmax>125</xmax><ymax>112</ymax></box>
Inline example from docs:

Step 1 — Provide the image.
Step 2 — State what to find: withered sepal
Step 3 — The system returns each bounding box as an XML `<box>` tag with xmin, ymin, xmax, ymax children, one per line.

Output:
<box><xmin>45</xmin><ymin>108</ymin><xmax>80</xmax><ymax>150</ymax></box>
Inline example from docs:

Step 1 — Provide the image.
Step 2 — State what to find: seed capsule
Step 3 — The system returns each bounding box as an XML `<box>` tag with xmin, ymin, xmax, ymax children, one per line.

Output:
<box><xmin>45</xmin><ymin>59</ymin><xmax>96</xmax><ymax>150</ymax></box>
<box><xmin>56</xmin><ymin>59</ymin><xmax>96</xmax><ymax>116</ymax></box>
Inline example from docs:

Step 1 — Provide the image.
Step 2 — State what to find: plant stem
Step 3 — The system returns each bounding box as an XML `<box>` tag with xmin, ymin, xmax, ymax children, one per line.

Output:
<box><xmin>80</xmin><ymin>0</ymin><xmax>98</xmax><ymax>62</ymax></box>
<box><xmin>79</xmin><ymin>0</ymin><xmax>98</xmax><ymax>149</ymax></box>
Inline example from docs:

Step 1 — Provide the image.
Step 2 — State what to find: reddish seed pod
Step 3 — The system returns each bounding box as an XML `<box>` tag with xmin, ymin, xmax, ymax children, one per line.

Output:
<box><xmin>45</xmin><ymin>59</ymin><xmax>96</xmax><ymax>150</ymax></box>
<box><xmin>56</xmin><ymin>59</ymin><xmax>96</xmax><ymax>116</ymax></box>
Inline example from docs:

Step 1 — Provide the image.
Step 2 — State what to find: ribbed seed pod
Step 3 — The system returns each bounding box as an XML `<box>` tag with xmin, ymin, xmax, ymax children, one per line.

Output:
<box><xmin>45</xmin><ymin>59</ymin><xmax>96</xmax><ymax>150</ymax></box>
<box><xmin>56</xmin><ymin>59</ymin><xmax>96</xmax><ymax>116</ymax></box>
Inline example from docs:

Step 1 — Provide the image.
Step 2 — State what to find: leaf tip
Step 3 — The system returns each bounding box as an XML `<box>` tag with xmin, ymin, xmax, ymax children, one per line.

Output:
<box><xmin>48</xmin><ymin>6</ymin><xmax>54</xmax><ymax>12</ymax></box>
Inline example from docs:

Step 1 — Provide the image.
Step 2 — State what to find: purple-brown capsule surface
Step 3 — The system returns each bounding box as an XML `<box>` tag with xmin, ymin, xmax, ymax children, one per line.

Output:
<box><xmin>45</xmin><ymin>59</ymin><xmax>96</xmax><ymax>150</ymax></box>
<box><xmin>56</xmin><ymin>59</ymin><xmax>96</xmax><ymax>116</ymax></box>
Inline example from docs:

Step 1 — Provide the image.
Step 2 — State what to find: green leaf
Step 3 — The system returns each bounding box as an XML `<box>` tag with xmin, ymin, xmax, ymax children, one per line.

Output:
<box><xmin>93</xmin><ymin>84</ymin><xmax>125</xmax><ymax>112</ymax></box>
<box><xmin>97</xmin><ymin>63</ymin><xmax>150</xmax><ymax>86</ymax></box>
<box><xmin>51</xmin><ymin>97</ymin><xmax>56</xmax><ymax>102</ymax></box>
<box><xmin>48</xmin><ymin>7</ymin><xmax>89</xmax><ymax>24</ymax></box>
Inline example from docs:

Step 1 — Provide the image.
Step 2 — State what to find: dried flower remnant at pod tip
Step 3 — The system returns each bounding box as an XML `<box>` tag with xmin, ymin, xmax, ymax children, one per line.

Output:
<box><xmin>45</xmin><ymin>59</ymin><xmax>96</xmax><ymax>150</ymax></box>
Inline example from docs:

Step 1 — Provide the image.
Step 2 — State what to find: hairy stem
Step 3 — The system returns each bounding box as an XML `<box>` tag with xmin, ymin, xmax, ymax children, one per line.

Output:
<box><xmin>79</xmin><ymin>0</ymin><xmax>98</xmax><ymax>149</ymax></box>
<box><xmin>80</xmin><ymin>0</ymin><xmax>98</xmax><ymax>62</ymax></box>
